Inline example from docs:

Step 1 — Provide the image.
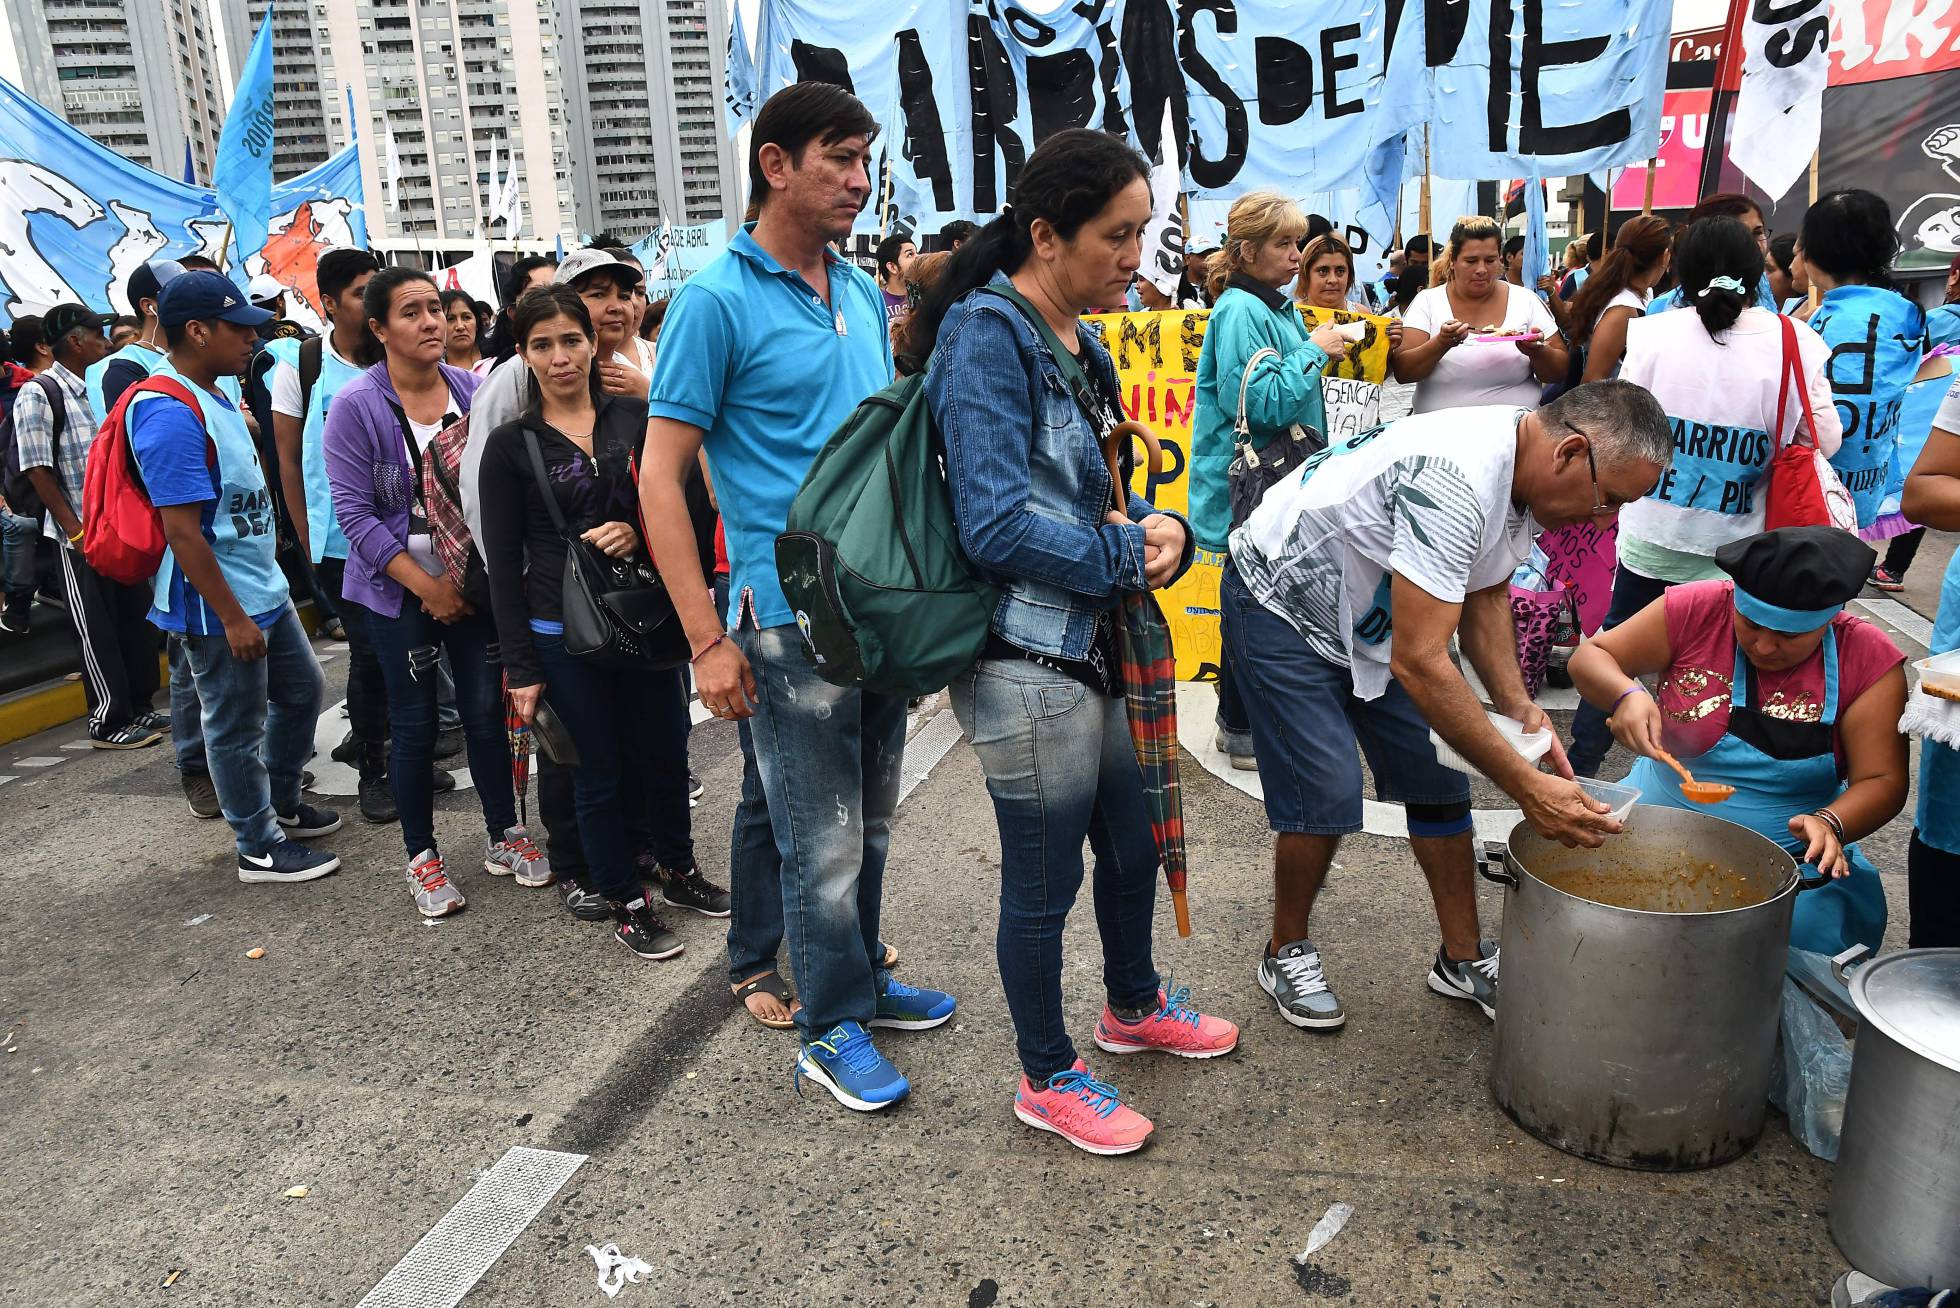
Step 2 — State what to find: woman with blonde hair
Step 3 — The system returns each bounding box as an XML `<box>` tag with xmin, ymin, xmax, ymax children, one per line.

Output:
<box><xmin>1189</xmin><ymin>191</ymin><xmax>1352</xmax><ymax>769</ymax></box>
<box><xmin>1391</xmin><ymin>214</ymin><xmax>1565</xmax><ymax>413</ymax></box>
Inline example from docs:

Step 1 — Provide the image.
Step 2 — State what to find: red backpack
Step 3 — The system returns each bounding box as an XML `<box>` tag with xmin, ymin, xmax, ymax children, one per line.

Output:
<box><xmin>81</xmin><ymin>376</ymin><xmax>210</xmax><ymax>585</ymax></box>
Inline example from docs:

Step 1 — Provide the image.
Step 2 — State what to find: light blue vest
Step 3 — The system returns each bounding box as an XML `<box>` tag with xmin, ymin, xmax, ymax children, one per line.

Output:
<box><xmin>134</xmin><ymin>357</ymin><xmax>289</xmax><ymax>629</ymax></box>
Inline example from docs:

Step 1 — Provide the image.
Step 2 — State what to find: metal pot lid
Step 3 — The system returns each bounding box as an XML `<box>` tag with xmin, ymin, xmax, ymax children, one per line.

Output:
<box><xmin>1849</xmin><ymin>948</ymin><xmax>1960</xmax><ymax>1073</ymax></box>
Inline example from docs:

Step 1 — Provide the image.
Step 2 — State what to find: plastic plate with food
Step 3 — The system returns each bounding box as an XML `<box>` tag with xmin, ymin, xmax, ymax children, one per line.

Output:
<box><xmin>1469</xmin><ymin>327</ymin><xmax>1544</xmax><ymax>344</ymax></box>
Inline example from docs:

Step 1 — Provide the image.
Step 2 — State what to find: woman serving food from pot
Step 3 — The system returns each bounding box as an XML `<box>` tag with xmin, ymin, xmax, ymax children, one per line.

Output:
<box><xmin>1568</xmin><ymin>527</ymin><xmax>1908</xmax><ymax>956</ymax></box>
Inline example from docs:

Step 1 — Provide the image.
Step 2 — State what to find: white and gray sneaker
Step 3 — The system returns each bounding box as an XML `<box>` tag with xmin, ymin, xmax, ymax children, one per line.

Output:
<box><xmin>1427</xmin><ymin>939</ymin><xmax>1500</xmax><ymax>1020</ymax></box>
<box><xmin>485</xmin><ymin>824</ymin><xmax>553</xmax><ymax>887</ymax></box>
<box><xmin>1259</xmin><ymin>939</ymin><xmax>1346</xmax><ymax>1029</ymax></box>
<box><xmin>406</xmin><ymin>849</ymin><xmax>466</xmax><ymax>917</ymax></box>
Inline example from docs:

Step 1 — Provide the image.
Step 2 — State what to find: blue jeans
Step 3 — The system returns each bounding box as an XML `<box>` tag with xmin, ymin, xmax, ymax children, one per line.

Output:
<box><xmin>735</xmin><ymin>623</ymin><xmax>905</xmax><ymax>1038</ymax></box>
<box><xmin>952</xmin><ymin>657</ymin><xmax>1161</xmax><ymax>1082</ymax></box>
<box><xmin>175</xmin><ymin>606</ymin><xmax>322</xmax><ymax>855</ymax></box>
<box><xmin>1568</xmin><ymin>565</ymin><xmax>1671</xmax><ymax>778</ymax></box>
<box><xmin>533</xmin><ymin>634</ymin><xmax>693</xmax><ymax>901</ymax></box>
<box><xmin>718</xmin><ymin>576</ymin><xmax>788</xmax><ymax>985</ymax></box>
<box><xmin>169</xmin><ymin>635</ymin><xmax>206</xmax><ymax>775</ymax></box>
<box><xmin>355</xmin><ymin>601</ymin><xmax>514</xmax><ymax>859</ymax></box>
<box><xmin>0</xmin><ymin>509</ymin><xmax>35</xmax><ymax>600</ymax></box>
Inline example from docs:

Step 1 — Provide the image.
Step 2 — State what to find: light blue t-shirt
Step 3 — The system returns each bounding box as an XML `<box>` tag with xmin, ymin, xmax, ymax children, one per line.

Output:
<box><xmin>86</xmin><ymin>341</ymin><xmax>242</xmax><ymax>417</ymax></box>
<box><xmin>1644</xmin><ymin>280</ymin><xmax>1779</xmax><ymax>317</ymax></box>
<box><xmin>128</xmin><ymin>360</ymin><xmax>289</xmax><ymax>634</ymax></box>
<box><xmin>646</xmin><ymin>223</ymin><xmax>892</xmax><ymax>630</ymax></box>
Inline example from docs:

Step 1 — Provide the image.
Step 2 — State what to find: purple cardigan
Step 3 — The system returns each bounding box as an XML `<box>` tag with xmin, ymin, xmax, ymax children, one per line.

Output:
<box><xmin>322</xmin><ymin>361</ymin><xmax>480</xmax><ymax>618</ymax></box>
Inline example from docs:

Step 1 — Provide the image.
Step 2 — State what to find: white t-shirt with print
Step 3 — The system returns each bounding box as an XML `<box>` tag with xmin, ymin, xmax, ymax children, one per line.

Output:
<box><xmin>1404</xmin><ymin>283</ymin><xmax>1559</xmax><ymax>413</ymax></box>
<box><xmin>1229</xmin><ymin>405</ymin><xmax>1539</xmax><ymax>701</ymax></box>
<box><xmin>269</xmin><ymin>337</ymin><xmax>357</xmax><ymax>418</ymax></box>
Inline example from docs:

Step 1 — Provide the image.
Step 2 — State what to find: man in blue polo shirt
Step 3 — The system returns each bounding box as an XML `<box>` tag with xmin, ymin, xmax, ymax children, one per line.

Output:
<box><xmin>641</xmin><ymin>82</ymin><xmax>956</xmax><ymax>1113</ymax></box>
<box><xmin>130</xmin><ymin>271</ymin><xmax>340</xmax><ymax>885</ymax></box>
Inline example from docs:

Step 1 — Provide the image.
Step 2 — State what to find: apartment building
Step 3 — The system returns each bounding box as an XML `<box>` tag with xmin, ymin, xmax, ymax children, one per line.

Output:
<box><xmin>1</xmin><ymin>0</ymin><xmax>228</xmax><ymax>178</ymax></box>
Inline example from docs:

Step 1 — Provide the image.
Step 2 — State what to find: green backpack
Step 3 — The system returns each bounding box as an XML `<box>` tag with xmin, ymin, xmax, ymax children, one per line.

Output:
<box><xmin>775</xmin><ymin>368</ymin><xmax>998</xmax><ymax>697</ymax></box>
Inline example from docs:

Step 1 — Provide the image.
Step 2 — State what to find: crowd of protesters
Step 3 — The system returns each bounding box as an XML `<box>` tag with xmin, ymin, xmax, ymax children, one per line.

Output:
<box><xmin>4</xmin><ymin>86</ymin><xmax>1960</xmax><ymax>1249</ymax></box>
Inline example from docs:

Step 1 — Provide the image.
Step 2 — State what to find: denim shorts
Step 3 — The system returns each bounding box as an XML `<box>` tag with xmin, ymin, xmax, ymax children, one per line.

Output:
<box><xmin>1219</xmin><ymin>563</ymin><xmax>1470</xmax><ymax>835</ymax></box>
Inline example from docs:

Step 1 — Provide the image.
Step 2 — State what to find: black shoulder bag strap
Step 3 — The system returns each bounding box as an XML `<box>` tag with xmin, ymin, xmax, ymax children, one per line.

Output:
<box><xmin>298</xmin><ymin>336</ymin><xmax>323</xmax><ymax>417</ymax></box>
<box><xmin>520</xmin><ymin>424</ymin><xmax>573</xmax><ymax>541</ymax></box>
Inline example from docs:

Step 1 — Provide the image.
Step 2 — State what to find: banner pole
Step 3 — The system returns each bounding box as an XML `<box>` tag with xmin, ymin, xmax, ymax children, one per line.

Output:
<box><xmin>1806</xmin><ymin>150</ymin><xmax>1822</xmax><ymax>311</ymax></box>
<box><xmin>1419</xmin><ymin>126</ymin><xmax>1432</xmax><ymax>260</ymax></box>
<box><xmin>1642</xmin><ymin>157</ymin><xmax>1658</xmax><ymax>214</ymax></box>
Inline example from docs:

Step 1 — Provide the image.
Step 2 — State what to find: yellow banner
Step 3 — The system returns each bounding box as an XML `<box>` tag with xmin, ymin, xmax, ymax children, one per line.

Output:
<box><xmin>1082</xmin><ymin>305</ymin><xmax>1394</xmax><ymax>680</ymax></box>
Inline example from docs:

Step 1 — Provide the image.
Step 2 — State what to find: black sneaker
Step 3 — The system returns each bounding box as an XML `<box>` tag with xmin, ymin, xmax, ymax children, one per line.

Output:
<box><xmin>237</xmin><ymin>841</ymin><xmax>340</xmax><ymax>884</ymax></box>
<box><xmin>329</xmin><ymin>731</ymin><xmax>360</xmax><ymax>766</ymax></box>
<box><xmin>658</xmin><ymin>861</ymin><xmax>731</xmax><ymax>917</ymax></box>
<box><xmin>359</xmin><ymin>773</ymin><xmax>397</xmax><ymax>824</ymax></box>
<box><xmin>181</xmin><ymin>770</ymin><xmax>221</xmax><ymax>819</ymax></box>
<box><xmin>1427</xmin><ymin>939</ymin><xmax>1500</xmax><ymax>1021</ymax></box>
<box><xmin>0</xmin><ymin>607</ymin><xmax>28</xmax><ymax>635</ymax></box>
<box><xmin>134</xmin><ymin>708</ymin><xmax>171</xmax><ymax>732</ymax></box>
<box><xmin>432</xmin><ymin>766</ymin><xmax>457</xmax><ymax>794</ymax></box>
<box><xmin>91</xmin><ymin>722</ymin><xmax>162</xmax><ymax>750</ymax></box>
<box><xmin>558</xmin><ymin>876</ymin><xmax>611</xmax><ymax>922</ymax></box>
<box><xmin>688</xmin><ymin>773</ymin><xmax>704</xmax><ymax>805</ymax></box>
<box><xmin>613</xmin><ymin>897</ymin><xmax>684</xmax><ymax>960</ymax></box>
<box><xmin>435</xmin><ymin>726</ymin><xmax>463</xmax><ymax>760</ymax></box>
<box><xmin>277</xmin><ymin>803</ymin><xmax>343</xmax><ymax>838</ymax></box>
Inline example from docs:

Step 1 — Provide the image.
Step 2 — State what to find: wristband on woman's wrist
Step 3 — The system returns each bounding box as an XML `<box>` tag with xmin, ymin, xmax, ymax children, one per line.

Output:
<box><xmin>66</xmin><ymin>528</ymin><xmax>83</xmax><ymax>545</ymax></box>
<box><xmin>1812</xmin><ymin>807</ymin><xmax>1846</xmax><ymax>841</ymax></box>
<box><xmin>690</xmin><ymin>632</ymin><xmax>726</xmax><ymax>664</ymax></box>
<box><xmin>1607</xmin><ymin>683</ymin><xmax>1648</xmax><ymax>718</ymax></box>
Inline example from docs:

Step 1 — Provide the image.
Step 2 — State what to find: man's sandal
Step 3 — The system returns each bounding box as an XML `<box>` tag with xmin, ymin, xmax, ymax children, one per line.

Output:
<box><xmin>733</xmin><ymin>973</ymin><xmax>800</xmax><ymax>1030</ymax></box>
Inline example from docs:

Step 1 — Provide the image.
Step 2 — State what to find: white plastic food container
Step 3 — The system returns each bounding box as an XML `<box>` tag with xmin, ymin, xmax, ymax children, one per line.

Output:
<box><xmin>1913</xmin><ymin>650</ymin><xmax>1960</xmax><ymax>702</ymax></box>
<box><xmin>1430</xmin><ymin>710</ymin><xmax>1554</xmax><ymax>776</ymax></box>
<box><xmin>1576</xmin><ymin>776</ymin><xmax>1641</xmax><ymax>823</ymax></box>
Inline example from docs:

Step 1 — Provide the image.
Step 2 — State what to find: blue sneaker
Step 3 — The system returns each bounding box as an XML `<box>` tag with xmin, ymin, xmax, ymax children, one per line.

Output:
<box><xmin>870</xmin><ymin>975</ymin><xmax>956</xmax><ymax>1030</ymax></box>
<box><xmin>794</xmin><ymin>1021</ymin><xmax>909</xmax><ymax>1112</ymax></box>
<box><xmin>237</xmin><ymin>840</ymin><xmax>340</xmax><ymax>885</ymax></box>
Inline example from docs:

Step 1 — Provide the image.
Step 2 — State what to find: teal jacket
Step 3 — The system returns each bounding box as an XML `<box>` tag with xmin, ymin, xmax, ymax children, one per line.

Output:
<box><xmin>1189</xmin><ymin>276</ymin><xmax>1330</xmax><ymax>551</ymax></box>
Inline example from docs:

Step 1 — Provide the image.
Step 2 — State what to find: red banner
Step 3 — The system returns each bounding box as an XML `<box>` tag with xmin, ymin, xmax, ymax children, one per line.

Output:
<box><xmin>1716</xmin><ymin>0</ymin><xmax>1960</xmax><ymax>88</ymax></box>
<box><xmin>1612</xmin><ymin>88</ymin><xmax>1713</xmax><ymax>211</ymax></box>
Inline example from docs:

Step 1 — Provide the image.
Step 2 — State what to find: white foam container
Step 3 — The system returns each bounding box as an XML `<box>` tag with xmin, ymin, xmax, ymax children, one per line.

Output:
<box><xmin>1430</xmin><ymin>710</ymin><xmax>1555</xmax><ymax>776</ymax></box>
<box><xmin>1913</xmin><ymin>650</ymin><xmax>1960</xmax><ymax>701</ymax></box>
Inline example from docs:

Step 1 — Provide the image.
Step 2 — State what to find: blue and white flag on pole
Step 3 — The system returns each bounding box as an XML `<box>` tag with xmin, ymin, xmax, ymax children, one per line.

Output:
<box><xmin>212</xmin><ymin>0</ymin><xmax>279</xmax><ymax>284</ymax></box>
<box><xmin>1523</xmin><ymin>168</ymin><xmax>1549</xmax><ymax>297</ymax></box>
<box><xmin>0</xmin><ymin>76</ymin><xmax>363</xmax><ymax>326</ymax></box>
<box><xmin>725</xmin><ymin>0</ymin><xmax>757</xmax><ymax>131</ymax></box>
<box><xmin>181</xmin><ymin>141</ymin><xmax>195</xmax><ymax>186</ymax></box>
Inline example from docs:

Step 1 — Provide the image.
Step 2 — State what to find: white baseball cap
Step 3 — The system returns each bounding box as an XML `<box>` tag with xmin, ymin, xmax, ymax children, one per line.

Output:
<box><xmin>247</xmin><ymin>273</ymin><xmax>286</xmax><ymax>306</ymax></box>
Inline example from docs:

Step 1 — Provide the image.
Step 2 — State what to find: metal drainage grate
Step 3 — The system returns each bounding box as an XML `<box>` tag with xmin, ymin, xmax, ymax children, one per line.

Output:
<box><xmin>356</xmin><ymin>1146</ymin><xmax>586</xmax><ymax>1308</ymax></box>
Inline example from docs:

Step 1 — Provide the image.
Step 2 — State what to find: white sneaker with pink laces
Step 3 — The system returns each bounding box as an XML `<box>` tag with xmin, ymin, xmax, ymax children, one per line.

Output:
<box><xmin>1092</xmin><ymin>983</ymin><xmax>1240</xmax><ymax>1058</ymax></box>
<box><xmin>1013</xmin><ymin>1059</ymin><xmax>1153</xmax><ymax>1155</ymax></box>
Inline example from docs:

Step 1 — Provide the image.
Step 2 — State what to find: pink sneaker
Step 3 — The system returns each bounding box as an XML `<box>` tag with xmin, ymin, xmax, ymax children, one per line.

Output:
<box><xmin>1013</xmin><ymin>1059</ymin><xmax>1153</xmax><ymax>1156</ymax></box>
<box><xmin>1093</xmin><ymin>984</ymin><xmax>1240</xmax><ymax>1059</ymax></box>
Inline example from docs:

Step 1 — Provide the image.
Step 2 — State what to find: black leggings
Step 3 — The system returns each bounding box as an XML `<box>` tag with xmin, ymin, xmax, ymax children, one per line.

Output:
<box><xmin>1908</xmin><ymin>831</ymin><xmax>1960</xmax><ymax>948</ymax></box>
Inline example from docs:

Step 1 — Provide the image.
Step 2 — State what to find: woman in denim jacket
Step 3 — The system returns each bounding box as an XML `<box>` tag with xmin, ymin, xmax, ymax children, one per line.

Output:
<box><xmin>914</xmin><ymin>129</ymin><xmax>1240</xmax><ymax>1157</ymax></box>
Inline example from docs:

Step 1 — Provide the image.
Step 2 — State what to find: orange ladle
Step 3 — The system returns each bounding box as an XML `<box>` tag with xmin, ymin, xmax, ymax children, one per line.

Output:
<box><xmin>1655</xmin><ymin>748</ymin><xmax>1734</xmax><ymax>804</ymax></box>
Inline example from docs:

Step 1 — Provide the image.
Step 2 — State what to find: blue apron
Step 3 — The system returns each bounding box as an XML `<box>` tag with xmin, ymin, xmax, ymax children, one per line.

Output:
<box><xmin>1918</xmin><ymin>547</ymin><xmax>1960</xmax><ymax>853</ymax></box>
<box><xmin>1626</xmin><ymin>628</ymin><xmax>1886</xmax><ymax>956</ymax></box>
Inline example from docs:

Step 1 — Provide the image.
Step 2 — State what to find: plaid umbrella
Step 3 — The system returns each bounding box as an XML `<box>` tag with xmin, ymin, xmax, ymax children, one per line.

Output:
<box><xmin>504</xmin><ymin>674</ymin><xmax>532</xmax><ymax>827</ymax></box>
<box><xmin>1104</xmin><ymin>420</ymin><xmax>1192</xmax><ymax>937</ymax></box>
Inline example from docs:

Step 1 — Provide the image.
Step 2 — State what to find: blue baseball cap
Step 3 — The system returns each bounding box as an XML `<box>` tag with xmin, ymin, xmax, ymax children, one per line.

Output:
<box><xmin>156</xmin><ymin>270</ymin><xmax>274</xmax><ymax>328</ymax></box>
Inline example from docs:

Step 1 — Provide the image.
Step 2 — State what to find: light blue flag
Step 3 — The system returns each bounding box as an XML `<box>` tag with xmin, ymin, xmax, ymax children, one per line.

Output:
<box><xmin>213</xmin><ymin>0</ymin><xmax>279</xmax><ymax>283</ymax></box>
<box><xmin>181</xmin><ymin>141</ymin><xmax>195</xmax><ymax>185</ymax></box>
<box><xmin>725</xmin><ymin>0</ymin><xmax>757</xmax><ymax>131</ymax></box>
<box><xmin>1523</xmin><ymin>169</ymin><xmax>1549</xmax><ymax>299</ymax></box>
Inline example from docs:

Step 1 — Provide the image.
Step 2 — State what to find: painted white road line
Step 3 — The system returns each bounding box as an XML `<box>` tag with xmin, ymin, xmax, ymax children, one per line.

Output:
<box><xmin>0</xmin><ymin>776</ymin><xmax>15</xmax><ymax>787</ymax></box>
<box><xmin>305</xmin><ymin>699</ymin><xmax>472</xmax><ymax>799</ymax></box>
<box><xmin>13</xmin><ymin>756</ymin><xmax>65</xmax><ymax>768</ymax></box>
<box><xmin>60</xmin><ymin>740</ymin><xmax>92</xmax><ymax>751</ymax></box>
<box><xmin>899</xmin><ymin>709</ymin><xmax>962</xmax><ymax>805</ymax></box>
<box><xmin>1853</xmin><ymin>596</ymin><xmax>1933</xmax><ymax>652</ymax></box>
<box><xmin>355</xmin><ymin>1146</ymin><xmax>586</xmax><ymax>1308</ymax></box>
<box><xmin>1176</xmin><ymin>682</ymin><xmax>1525</xmax><ymax>840</ymax></box>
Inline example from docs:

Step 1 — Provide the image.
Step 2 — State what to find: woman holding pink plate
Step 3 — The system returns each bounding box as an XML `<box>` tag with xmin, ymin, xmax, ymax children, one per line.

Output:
<box><xmin>1391</xmin><ymin>215</ymin><xmax>1565</xmax><ymax>414</ymax></box>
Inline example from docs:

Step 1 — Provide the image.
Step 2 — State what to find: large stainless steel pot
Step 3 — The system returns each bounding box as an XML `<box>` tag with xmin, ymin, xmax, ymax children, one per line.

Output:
<box><xmin>1828</xmin><ymin>946</ymin><xmax>1960</xmax><ymax>1289</ymax></box>
<box><xmin>1481</xmin><ymin>804</ymin><xmax>1816</xmax><ymax>1170</ymax></box>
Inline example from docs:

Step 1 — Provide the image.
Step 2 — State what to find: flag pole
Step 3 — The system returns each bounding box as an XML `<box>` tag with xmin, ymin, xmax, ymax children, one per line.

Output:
<box><xmin>1419</xmin><ymin>126</ymin><xmax>1432</xmax><ymax>281</ymax></box>
<box><xmin>1642</xmin><ymin>157</ymin><xmax>1658</xmax><ymax>214</ymax></box>
<box><xmin>1806</xmin><ymin>150</ymin><xmax>1822</xmax><ymax>311</ymax></box>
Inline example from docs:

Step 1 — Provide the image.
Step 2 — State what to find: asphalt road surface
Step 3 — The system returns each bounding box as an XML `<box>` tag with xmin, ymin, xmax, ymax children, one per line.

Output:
<box><xmin>1</xmin><ymin>537</ymin><xmax>1948</xmax><ymax>1307</ymax></box>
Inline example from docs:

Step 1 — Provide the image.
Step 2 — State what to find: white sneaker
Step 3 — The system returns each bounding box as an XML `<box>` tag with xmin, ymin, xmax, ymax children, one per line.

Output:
<box><xmin>406</xmin><ymin>849</ymin><xmax>465</xmax><ymax>917</ymax></box>
<box><xmin>485</xmin><ymin>824</ymin><xmax>553</xmax><ymax>887</ymax></box>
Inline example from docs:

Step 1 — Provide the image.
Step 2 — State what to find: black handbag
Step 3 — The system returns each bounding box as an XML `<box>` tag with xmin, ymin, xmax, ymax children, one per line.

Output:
<box><xmin>520</xmin><ymin>425</ymin><xmax>689</xmax><ymax>669</ymax></box>
<box><xmin>1225</xmin><ymin>346</ymin><xmax>1325</xmax><ymax>529</ymax></box>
